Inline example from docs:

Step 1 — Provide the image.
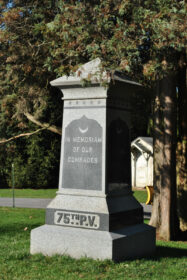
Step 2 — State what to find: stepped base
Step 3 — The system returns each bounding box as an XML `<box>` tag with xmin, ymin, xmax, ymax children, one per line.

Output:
<box><xmin>30</xmin><ymin>223</ymin><xmax>155</xmax><ymax>261</ymax></box>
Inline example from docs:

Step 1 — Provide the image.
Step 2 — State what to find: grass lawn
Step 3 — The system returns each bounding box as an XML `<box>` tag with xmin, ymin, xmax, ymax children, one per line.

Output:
<box><xmin>133</xmin><ymin>189</ymin><xmax>147</xmax><ymax>203</ymax></box>
<box><xmin>0</xmin><ymin>188</ymin><xmax>57</xmax><ymax>199</ymax></box>
<box><xmin>0</xmin><ymin>188</ymin><xmax>148</xmax><ymax>203</ymax></box>
<box><xmin>0</xmin><ymin>207</ymin><xmax>186</xmax><ymax>280</ymax></box>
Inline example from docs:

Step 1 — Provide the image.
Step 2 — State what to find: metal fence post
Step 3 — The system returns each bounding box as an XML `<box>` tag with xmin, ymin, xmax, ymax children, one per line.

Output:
<box><xmin>12</xmin><ymin>163</ymin><xmax>15</xmax><ymax>208</ymax></box>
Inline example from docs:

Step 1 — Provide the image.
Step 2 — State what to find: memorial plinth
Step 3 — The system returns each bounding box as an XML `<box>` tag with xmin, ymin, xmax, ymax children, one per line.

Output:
<box><xmin>30</xmin><ymin>58</ymin><xmax>155</xmax><ymax>261</ymax></box>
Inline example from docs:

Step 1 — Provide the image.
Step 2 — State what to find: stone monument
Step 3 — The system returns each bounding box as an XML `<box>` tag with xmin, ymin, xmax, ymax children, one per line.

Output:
<box><xmin>30</xmin><ymin>58</ymin><xmax>155</xmax><ymax>261</ymax></box>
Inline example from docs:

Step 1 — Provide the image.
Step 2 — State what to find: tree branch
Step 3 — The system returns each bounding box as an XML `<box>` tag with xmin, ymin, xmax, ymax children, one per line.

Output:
<box><xmin>0</xmin><ymin>113</ymin><xmax>62</xmax><ymax>145</ymax></box>
<box><xmin>0</xmin><ymin>127</ymin><xmax>46</xmax><ymax>145</ymax></box>
<box><xmin>24</xmin><ymin>112</ymin><xmax>62</xmax><ymax>135</ymax></box>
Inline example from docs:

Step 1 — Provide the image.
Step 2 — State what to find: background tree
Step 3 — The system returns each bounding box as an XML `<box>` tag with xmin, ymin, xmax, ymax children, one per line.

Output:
<box><xmin>0</xmin><ymin>0</ymin><xmax>62</xmax><ymax>187</ymax></box>
<box><xmin>0</xmin><ymin>1</ymin><xmax>186</xmax><ymax>239</ymax></box>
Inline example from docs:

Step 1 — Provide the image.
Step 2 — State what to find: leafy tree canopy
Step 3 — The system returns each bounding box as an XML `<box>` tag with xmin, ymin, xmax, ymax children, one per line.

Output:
<box><xmin>0</xmin><ymin>1</ymin><xmax>186</xmax><ymax>126</ymax></box>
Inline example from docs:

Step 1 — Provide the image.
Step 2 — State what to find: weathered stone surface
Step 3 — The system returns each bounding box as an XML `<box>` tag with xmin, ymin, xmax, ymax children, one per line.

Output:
<box><xmin>30</xmin><ymin>59</ymin><xmax>156</xmax><ymax>260</ymax></box>
<box><xmin>45</xmin><ymin>195</ymin><xmax>143</xmax><ymax>231</ymax></box>
<box><xmin>31</xmin><ymin>224</ymin><xmax>155</xmax><ymax>261</ymax></box>
<box><xmin>62</xmin><ymin>115</ymin><xmax>102</xmax><ymax>191</ymax></box>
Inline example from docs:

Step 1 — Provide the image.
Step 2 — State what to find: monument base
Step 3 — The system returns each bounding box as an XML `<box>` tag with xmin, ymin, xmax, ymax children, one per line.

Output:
<box><xmin>30</xmin><ymin>224</ymin><xmax>155</xmax><ymax>261</ymax></box>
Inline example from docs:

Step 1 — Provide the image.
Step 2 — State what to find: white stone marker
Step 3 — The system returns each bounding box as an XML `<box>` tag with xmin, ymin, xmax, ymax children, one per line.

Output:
<box><xmin>30</xmin><ymin>58</ymin><xmax>155</xmax><ymax>261</ymax></box>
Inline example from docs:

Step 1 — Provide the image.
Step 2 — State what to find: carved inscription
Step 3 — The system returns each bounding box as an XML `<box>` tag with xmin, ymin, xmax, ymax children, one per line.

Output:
<box><xmin>54</xmin><ymin>211</ymin><xmax>100</xmax><ymax>229</ymax></box>
<box><xmin>62</xmin><ymin>115</ymin><xmax>102</xmax><ymax>190</ymax></box>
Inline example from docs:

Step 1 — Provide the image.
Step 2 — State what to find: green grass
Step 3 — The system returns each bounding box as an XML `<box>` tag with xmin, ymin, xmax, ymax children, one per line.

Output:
<box><xmin>0</xmin><ymin>188</ymin><xmax>57</xmax><ymax>198</ymax></box>
<box><xmin>0</xmin><ymin>207</ymin><xmax>186</xmax><ymax>280</ymax></box>
<box><xmin>133</xmin><ymin>189</ymin><xmax>147</xmax><ymax>203</ymax></box>
<box><xmin>0</xmin><ymin>188</ymin><xmax>147</xmax><ymax>203</ymax></box>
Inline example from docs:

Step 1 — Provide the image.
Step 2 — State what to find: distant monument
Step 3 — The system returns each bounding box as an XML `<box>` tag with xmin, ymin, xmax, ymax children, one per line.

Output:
<box><xmin>30</xmin><ymin>58</ymin><xmax>155</xmax><ymax>261</ymax></box>
<box><xmin>131</xmin><ymin>137</ymin><xmax>153</xmax><ymax>188</ymax></box>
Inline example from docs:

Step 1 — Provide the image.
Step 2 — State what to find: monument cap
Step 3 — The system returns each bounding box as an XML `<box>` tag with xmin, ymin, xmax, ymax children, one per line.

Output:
<box><xmin>50</xmin><ymin>58</ymin><xmax>141</xmax><ymax>88</ymax></box>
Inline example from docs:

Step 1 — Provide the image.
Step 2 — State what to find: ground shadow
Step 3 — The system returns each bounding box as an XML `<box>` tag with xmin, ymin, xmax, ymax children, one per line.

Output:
<box><xmin>145</xmin><ymin>245</ymin><xmax>187</xmax><ymax>261</ymax></box>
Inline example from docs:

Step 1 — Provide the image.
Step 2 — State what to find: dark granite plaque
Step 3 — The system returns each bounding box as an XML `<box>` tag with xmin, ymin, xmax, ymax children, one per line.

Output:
<box><xmin>62</xmin><ymin>115</ymin><xmax>102</xmax><ymax>190</ymax></box>
<box><xmin>107</xmin><ymin>118</ymin><xmax>131</xmax><ymax>184</ymax></box>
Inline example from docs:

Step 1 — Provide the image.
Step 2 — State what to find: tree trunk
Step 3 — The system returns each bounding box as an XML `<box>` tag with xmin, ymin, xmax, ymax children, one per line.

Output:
<box><xmin>149</xmin><ymin>75</ymin><xmax>179</xmax><ymax>240</ymax></box>
<box><xmin>177</xmin><ymin>64</ymin><xmax>187</xmax><ymax>232</ymax></box>
<box><xmin>149</xmin><ymin>82</ymin><xmax>163</xmax><ymax>230</ymax></box>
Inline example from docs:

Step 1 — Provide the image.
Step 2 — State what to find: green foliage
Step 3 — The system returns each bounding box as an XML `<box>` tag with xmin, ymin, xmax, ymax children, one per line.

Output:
<box><xmin>1</xmin><ymin>1</ymin><xmax>186</xmax><ymax>104</ymax></box>
<box><xmin>0</xmin><ymin>131</ymin><xmax>60</xmax><ymax>188</ymax></box>
<box><xmin>40</xmin><ymin>0</ymin><xmax>186</xmax><ymax>81</ymax></box>
<box><xmin>0</xmin><ymin>0</ymin><xmax>185</xmax><ymax>119</ymax></box>
<box><xmin>1</xmin><ymin>1</ymin><xmax>185</xmax><ymax>138</ymax></box>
